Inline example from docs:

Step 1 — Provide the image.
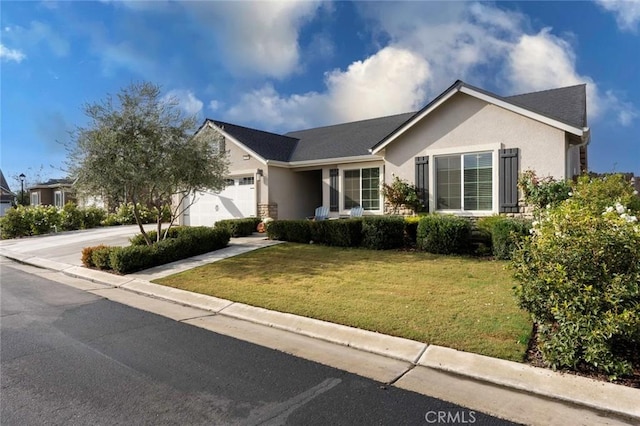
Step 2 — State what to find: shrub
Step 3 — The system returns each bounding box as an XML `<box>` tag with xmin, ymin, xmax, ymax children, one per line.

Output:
<box><xmin>81</xmin><ymin>244</ymin><xmax>109</xmax><ymax>268</ymax></box>
<box><xmin>108</xmin><ymin>227</ymin><xmax>231</xmax><ymax>273</ymax></box>
<box><xmin>266</xmin><ymin>220</ymin><xmax>312</xmax><ymax>243</ymax></box>
<box><xmin>361</xmin><ymin>216</ymin><xmax>405</xmax><ymax>250</ymax></box>
<box><xmin>382</xmin><ymin>176</ymin><xmax>423</xmax><ymax>214</ymax></box>
<box><xmin>0</xmin><ymin>206</ymin><xmax>31</xmax><ymax>238</ymax></box>
<box><xmin>28</xmin><ymin>204</ymin><xmax>61</xmax><ymax>235</ymax></box>
<box><xmin>417</xmin><ymin>215</ymin><xmax>471</xmax><ymax>255</ymax></box>
<box><xmin>476</xmin><ymin>216</ymin><xmax>531</xmax><ymax>260</ymax></box>
<box><xmin>129</xmin><ymin>226</ymin><xmax>185</xmax><ymax>245</ymax></box>
<box><xmin>310</xmin><ymin>219</ymin><xmax>363</xmax><ymax>247</ymax></box>
<box><xmin>403</xmin><ymin>216</ymin><xmax>422</xmax><ymax>246</ymax></box>
<box><xmin>518</xmin><ymin>170</ymin><xmax>572</xmax><ymax>211</ymax></box>
<box><xmin>109</xmin><ymin>245</ymin><xmax>154</xmax><ymax>274</ymax></box>
<box><xmin>491</xmin><ymin>218</ymin><xmax>531</xmax><ymax>260</ymax></box>
<box><xmin>512</xmin><ymin>175</ymin><xmax>640</xmax><ymax>378</ymax></box>
<box><xmin>92</xmin><ymin>246</ymin><xmax>114</xmax><ymax>270</ymax></box>
<box><xmin>82</xmin><ymin>206</ymin><xmax>107</xmax><ymax>228</ymax></box>
<box><xmin>215</xmin><ymin>218</ymin><xmax>262</xmax><ymax>237</ymax></box>
<box><xmin>60</xmin><ymin>202</ymin><xmax>83</xmax><ymax>231</ymax></box>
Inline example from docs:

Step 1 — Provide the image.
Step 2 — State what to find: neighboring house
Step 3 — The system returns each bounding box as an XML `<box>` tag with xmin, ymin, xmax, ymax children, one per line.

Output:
<box><xmin>28</xmin><ymin>178</ymin><xmax>77</xmax><ymax>208</ymax></box>
<box><xmin>0</xmin><ymin>169</ymin><xmax>15</xmax><ymax>217</ymax></box>
<box><xmin>180</xmin><ymin>80</ymin><xmax>589</xmax><ymax>226</ymax></box>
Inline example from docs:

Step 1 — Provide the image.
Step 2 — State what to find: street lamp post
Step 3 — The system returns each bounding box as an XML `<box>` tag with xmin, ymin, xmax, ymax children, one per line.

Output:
<box><xmin>19</xmin><ymin>173</ymin><xmax>25</xmax><ymax>205</ymax></box>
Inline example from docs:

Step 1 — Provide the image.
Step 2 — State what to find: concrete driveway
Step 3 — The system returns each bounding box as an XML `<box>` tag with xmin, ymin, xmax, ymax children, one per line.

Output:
<box><xmin>0</xmin><ymin>225</ymin><xmax>156</xmax><ymax>266</ymax></box>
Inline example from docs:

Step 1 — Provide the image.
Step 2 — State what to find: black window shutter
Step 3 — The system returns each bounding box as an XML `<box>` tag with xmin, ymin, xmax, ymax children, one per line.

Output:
<box><xmin>329</xmin><ymin>168</ymin><xmax>339</xmax><ymax>212</ymax></box>
<box><xmin>415</xmin><ymin>156</ymin><xmax>429</xmax><ymax>212</ymax></box>
<box><xmin>499</xmin><ymin>148</ymin><xmax>519</xmax><ymax>213</ymax></box>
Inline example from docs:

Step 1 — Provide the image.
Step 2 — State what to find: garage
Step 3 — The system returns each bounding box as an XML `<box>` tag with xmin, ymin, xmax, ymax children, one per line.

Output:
<box><xmin>183</xmin><ymin>176</ymin><xmax>256</xmax><ymax>226</ymax></box>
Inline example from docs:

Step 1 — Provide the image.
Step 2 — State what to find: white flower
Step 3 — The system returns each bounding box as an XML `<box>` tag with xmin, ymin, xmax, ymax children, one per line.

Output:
<box><xmin>615</xmin><ymin>202</ymin><xmax>626</xmax><ymax>214</ymax></box>
<box><xmin>605</xmin><ymin>206</ymin><xmax>614</xmax><ymax>213</ymax></box>
<box><xmin>568</xmin><ymin>192</ymin><xmax>573</xmax><ymax>196</ymax></box>
<box><xmin>634</xmin><ymin>190</ymin><xmax>638</xmax><ymax>195</ymax></box>
<box><xmin>532</xmin><ymin>220</ymin><xmax>539</xmax><ymax>227</ymax></box>
<box><xmin>626</xmin><ymin>215</ymin><xmax>638</xmax><ymax>223</ymax></box>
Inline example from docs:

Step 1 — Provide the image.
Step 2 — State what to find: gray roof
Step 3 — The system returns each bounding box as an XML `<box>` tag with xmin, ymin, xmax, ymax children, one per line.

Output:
<box><xmin>206</xmin><ymin>80</ymin><xmax>587</xmax><ymax>163</ymax></box>
<box><xmin>285</xmin><ymin>112</ymin><xmax>416</xmax><ymax>161</ymax></box>
<box><xmin>0</xmin><ymin>169</ymin><xmax>14</xmax><ymax>202</ymax></box>
<box><xmin>209</xmin><ymin>120</ymin><xmax>299</xmax><ymax>162</ymax></box>
<box><xmin>29</xmin><ymin>178</ymin><xmax>74</xmax><ymax>189</ymax></box>
<box><xmin>505</xmin><ymin>84</ymin><xmax>587</xmax><ymax>128</ymax></box>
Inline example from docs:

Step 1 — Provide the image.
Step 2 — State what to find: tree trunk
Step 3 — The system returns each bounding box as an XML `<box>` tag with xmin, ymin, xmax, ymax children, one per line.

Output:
<box><xmin>131</xmin><ymin>198</ymin><xmax>152</xmax><ymax>245</ymax></box>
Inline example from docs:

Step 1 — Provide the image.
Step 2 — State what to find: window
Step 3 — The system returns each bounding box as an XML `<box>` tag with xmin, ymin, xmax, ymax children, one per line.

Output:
<box><xmin>436</xmin><ymin>152</ymin><xmax>492</xmax><ymax>211</ymax></box>
<box><xmin>54</xmin><ymin>191</ymin><xmax>63</xmax><ymax>208</ymax></box>
<box><xmin>224</xmin><ymin>179</ymin><xmax>235</xmax><ymax>186</ymax></box>
<box><xmin>31</xmin><ymin>192</ymin><xmax>40</xmax><ymax>206</ymax></box>
<box><xmin>344</xmin><ymin>167</ymin><xmax>380</xmax><ymax>210</ymax></box>
<box><xmin>239</xmin><ymin>177</ymin><xmax>254</xmax><ymax>186</ymax></box>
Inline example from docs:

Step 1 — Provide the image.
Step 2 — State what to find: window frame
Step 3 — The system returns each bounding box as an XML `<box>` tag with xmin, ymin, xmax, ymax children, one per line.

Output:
<box><xmin>434</xmin><ymin>150</ymin><xmax>495</xmax><ymax>214</ymax></box>
<box><xmin>31</xmin><ymin>191</ymin><xmax>40</xmax><ymax>206</ymax></box>
<box><xmin>342</xmin><ymin>166</ymin><xmax>381</xmax><ymax>212</ymax></box>
<box><xmin>54</xmin><ymin>190</ymin><xmax>63</xmax><ymax>208</ymax></box>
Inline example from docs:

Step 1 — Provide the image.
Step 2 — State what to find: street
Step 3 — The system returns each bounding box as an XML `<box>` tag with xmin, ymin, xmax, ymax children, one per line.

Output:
<box><xmin>0</xmin><ymin>261</ymin><xmax>514</xmax><ymax>425</ymax></box>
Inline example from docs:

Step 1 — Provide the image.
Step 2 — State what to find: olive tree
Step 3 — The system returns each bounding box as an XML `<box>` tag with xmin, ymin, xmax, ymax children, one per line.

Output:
<box><xmin>68</xmin><ymin>81</ymin><xmax>228</xmax><ymax>245</ymax></box>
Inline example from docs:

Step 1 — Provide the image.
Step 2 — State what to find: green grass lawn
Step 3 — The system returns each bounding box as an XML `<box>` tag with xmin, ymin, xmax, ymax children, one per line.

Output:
<box><xmin>154</xmin><ymin>243</ymin><xmax>532</xmax><ymax>362</ymax></box>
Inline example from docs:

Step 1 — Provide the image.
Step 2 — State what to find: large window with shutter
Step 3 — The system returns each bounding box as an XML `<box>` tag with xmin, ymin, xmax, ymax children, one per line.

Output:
<box><xmin>435</xmin><ymin>152</ymin><xmax>492</xmax><ymax>211</ymax></box>
<box><xmin>344</xmin><ymin>167</ymin><xmax>380</xmax><ymax>211</ymax></box>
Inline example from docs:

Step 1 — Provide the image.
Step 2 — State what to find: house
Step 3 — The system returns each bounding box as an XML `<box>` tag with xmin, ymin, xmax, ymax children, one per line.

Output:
<box><xmin>28</xmin><ymin>178</ymin><xmax>77</xmax><ymax>208</ymax></box>
<box><xmin>180</xmin><ymin>80</ymin><xmax>589</xmax><ymax>226</ymax></box>
<box><xmin>0</xmin><ymin>170</ymin><xmax>15</xmax><ymax>217</ymax></box>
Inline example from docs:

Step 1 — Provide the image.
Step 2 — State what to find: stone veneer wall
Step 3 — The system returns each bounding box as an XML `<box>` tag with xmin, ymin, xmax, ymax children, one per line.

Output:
<box><xmin>258</xmin><ymin>203</ymin><xmax>278</xmax><ymax>220</ymax></box>
<box><xmin>383</xmin><ymin>202</ymin><xmax>416</xmax><ymax>216</ymax></box>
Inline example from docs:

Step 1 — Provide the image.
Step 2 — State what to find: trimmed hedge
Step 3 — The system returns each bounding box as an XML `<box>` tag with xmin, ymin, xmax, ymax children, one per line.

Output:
<box><xmin>491</xmin><ymin>218</ymin><xmax>531</xmax><ymax>260</ymax></box>
<box><xmin>361</xmin><ymin>216</ymin><xmax>405</xmax><ymax>250</ymax></box>
<box><xmin>129</xmin><ymin>226</ymin><xmax>185</xmax><ymax>245</ymax></box>
<box><xmin>266</xmin><ymin>220</ymin><xmax>311</xmax><ymax>243</ymax></box>
<box><xmin>83</xmin><ymin>227</ymin><xmax>231</xmax><ymax>274</ymax></box>
<box><xmin>215</xmin><ymin>218</ymin><xmax>262</xmax><ymax>237</ymax></box>
<box><xmin>310</xmin><ymin>219</ymin><xmax>363</xmax><ymax>247</ymax></box>
<box><xmin>417</xmin><ymin>215</ymin><xmax>471</xmax><ymax>255</ymax></box>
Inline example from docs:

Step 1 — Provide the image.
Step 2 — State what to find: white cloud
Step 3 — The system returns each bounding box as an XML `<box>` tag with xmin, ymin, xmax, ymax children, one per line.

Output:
<box><xmin>0</xmin><ymin>43</ymin><xmax>26</xmax><ymax>63</ymax></box>
<box><xmin>216</xmin><ymin>2</ymin><xmax>636</xmax><ymax>129</ymax></box>
<box><xmin>596</xmin><ymin>0</ymin><xmax>640</xmax><ymax>32</ymax></box>
<box><xmin>223</xmin><ymin>46</ymin><xmax>430</xmax><ymax>129</ymax></box>
<box><xmin>164</xmin><ymin>89</ymin><xmax>203</xmax><ymax>116</ymax></box>
<box><xmin>182</xmin><ymin>1</ymin><xmax>322</xmax><ymax>78</ymax></box>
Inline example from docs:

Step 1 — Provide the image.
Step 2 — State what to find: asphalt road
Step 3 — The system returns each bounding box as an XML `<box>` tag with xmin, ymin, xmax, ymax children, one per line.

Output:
<box><xmin>0</xmin><ymin>261</ymin><xmax>516</xmax><ymax>426</ymax></box>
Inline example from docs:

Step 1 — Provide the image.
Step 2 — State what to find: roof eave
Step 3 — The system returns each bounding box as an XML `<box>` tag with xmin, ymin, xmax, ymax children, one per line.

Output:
<box><xmin>205</xmin><ymin>121</ymin><xmax>269</xmax><ymax>165</ymax></box>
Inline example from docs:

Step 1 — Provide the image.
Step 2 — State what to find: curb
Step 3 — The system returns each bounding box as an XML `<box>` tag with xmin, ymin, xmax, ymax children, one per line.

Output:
<box><xmin>2</xmin><ymin>246</ymin><xmax>638</xmax><ymax>422</ymax></box>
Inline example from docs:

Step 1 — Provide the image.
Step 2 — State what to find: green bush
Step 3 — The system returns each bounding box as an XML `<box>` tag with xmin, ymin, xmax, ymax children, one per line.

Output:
<box><xmin>491</xmin><ymin>218</ymin><xmax>531</xmax><ymax>260</ymax></box>
<box><xmin>361</xmin><ymin>216</ymin><xmax>405</xmax><ymax>250</ymax></box>
<box><xmin>92</xmin><ymin>246</ymin><xmax>114</xmax><ymax>270</ymax></box>
<box><xmin>266</xmin><ymin>220</ymin><xmax>312</xmax><ymax>243</ymax></box>
<box><xmin>518</xmin><ymin>170</ymin><xmax>572</xmax><ymax>211</ymax></box>
<box><xmin>475</xmin><ymin>216</ymin><xmax>531</xmax><ymax>259</ymax></box>
<box><xmin>417</xmin><ymin>215</ymin><xmax>471</xmax><ymax>255</ymax></box>
<box><xmin>82</xmin><ymin>206</ymin><xmax>107</xmax><ymax>228</ymax></box>
<box><xmin>512</xmin><ymin>175</ymin><xmax>640</xmax><ymax>378</ymax></box>
<box><xmin>310</xmin><ymin>219</ymin><xmax>363</xmax><ymax>247</ymax></box>
<box><xmin>60</xmin><ymin>202</ymin><xmax>83</xmax><ymax>231</ymax></box>
<box><xmin>108</xmin><ymin>227</ymin><xmax>231</xmax><ymax>274</ymax></box>
<box><xmin>81</xmin><ymin>244</ymin><xmax>109</xmax><ymax>268</ymax></box>
<box><xmin>0</xmin><ymin>206</ymin><xmax>31</xmax><ymax>238</ymax></box>
<box><xmin>129</xmin><ymin>226</ymin><xmax>185</xmax><ymax>245</ymax></box>
<box><xmin>215</xmin><ymin>218</ymin><xmax>262</xmax><ymax>237</ymax></box>
<box><xmin>101</xmin><ymin>203</ymin><xmax>158</xmax><ymax>226</ymax></box>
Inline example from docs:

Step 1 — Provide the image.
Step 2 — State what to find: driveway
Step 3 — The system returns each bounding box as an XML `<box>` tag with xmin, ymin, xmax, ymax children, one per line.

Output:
<box><xmin>0</xmin><ymin>225</ymin><xmax>156</xmax><ymax>266</ymax></box>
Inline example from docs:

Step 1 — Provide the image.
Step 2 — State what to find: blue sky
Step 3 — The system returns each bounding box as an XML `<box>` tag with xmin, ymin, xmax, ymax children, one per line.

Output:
<box><xmin>1</xmin><ymin>1</ymin><xmax>639</xmax><ymax>191</ymax></box>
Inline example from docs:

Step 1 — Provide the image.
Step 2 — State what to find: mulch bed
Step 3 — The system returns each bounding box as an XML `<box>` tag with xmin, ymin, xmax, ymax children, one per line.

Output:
<box><xmin>525</xmin><ymin>324</ymin><xmax>640</xmax><ymax>388</ymax></box>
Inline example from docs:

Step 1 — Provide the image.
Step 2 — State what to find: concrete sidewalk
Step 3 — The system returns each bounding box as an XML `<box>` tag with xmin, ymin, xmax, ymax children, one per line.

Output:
<box><xmin>1</xmin><ymin>234</ymin><xmax>638</xmax><ymax>425</ymax></box>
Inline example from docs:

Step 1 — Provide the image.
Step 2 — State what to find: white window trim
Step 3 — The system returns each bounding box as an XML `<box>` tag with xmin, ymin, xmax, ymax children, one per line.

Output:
<box><xmin>31</xmin><ymin>192</ymin><xmax>40</xmax><ymax>206</ymax></box>
<box><xmin>54</xmin><ymin>190</ymin><xmax>63</xmax><ymax>208</ymax></box>
<box><xmin>425</xmin><ymin>144</ymin><xmax>501</xmax><ymax>216</ymax></box>
<box><xmin>339</xmin><ymin>165</ymin><xmax>383</xmax><ymax>213</ymax></box>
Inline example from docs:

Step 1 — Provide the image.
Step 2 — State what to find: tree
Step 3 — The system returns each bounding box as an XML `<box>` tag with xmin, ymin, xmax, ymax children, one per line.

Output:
<box><xmin>68</xmin><ymin>81</ymin><xmax>228</xmax><ymax>245</ymax></box>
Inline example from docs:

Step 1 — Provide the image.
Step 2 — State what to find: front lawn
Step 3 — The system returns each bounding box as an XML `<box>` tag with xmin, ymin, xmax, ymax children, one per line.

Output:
<box><xmin>154</xmin><ymin>243</ymin><xmax>532</xmax><ymax>362</ymax></box>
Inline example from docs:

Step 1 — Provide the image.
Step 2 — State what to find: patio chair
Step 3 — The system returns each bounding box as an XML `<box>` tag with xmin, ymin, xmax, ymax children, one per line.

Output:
<box><xmin>350</xmin><ymin>206</ymin><xmax>364</xmax><ymax>218</ymax></box>
<box><xmin>307</xmin><ymin>206</ymin><xmax>329</xmax><ymax>221</ymax></box>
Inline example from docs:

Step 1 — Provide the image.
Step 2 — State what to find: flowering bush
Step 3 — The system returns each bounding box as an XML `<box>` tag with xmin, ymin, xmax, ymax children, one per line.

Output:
<box><xmin>512</xmin><ymin>174</ymin><xmax>640</xmax><ymax>378</ymax></box>
<box><xmin>518</xmin><ymin>170</ymin><xmax>572</xmax><ymax>212</ymax></box>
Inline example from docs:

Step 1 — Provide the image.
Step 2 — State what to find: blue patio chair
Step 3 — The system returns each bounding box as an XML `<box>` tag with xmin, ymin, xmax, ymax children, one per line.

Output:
<box><xmin>307</xmin><ymin>206</ymin><xmax>329</xmax><ymax>221</ymax></box>
<box><xmin>350</xmin><ymin>206</ymin><xmax>364</xmax><ymax>218</ymax></box>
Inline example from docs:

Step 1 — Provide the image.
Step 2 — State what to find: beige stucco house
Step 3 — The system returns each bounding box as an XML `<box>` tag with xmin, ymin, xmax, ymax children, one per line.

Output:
<box><xmin>180</xmin><ymin>80</ymin><xmax>589</xmax><ymax>226</ymax></box>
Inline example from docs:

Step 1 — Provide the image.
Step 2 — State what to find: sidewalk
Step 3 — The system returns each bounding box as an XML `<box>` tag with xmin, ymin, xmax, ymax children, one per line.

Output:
<box><xmin>1</xmin><ymin>234</ymin><xmax>638</xmax><ymax>425</ymax></box>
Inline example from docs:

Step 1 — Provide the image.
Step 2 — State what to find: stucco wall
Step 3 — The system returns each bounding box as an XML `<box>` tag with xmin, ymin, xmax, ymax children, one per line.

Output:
<box><xmin>384</xmin><ymin>93</ymin><xmax>568</xmax><ymax>183</ymax></box>
<box><xmin>266</xmin><ymin>165</ymin><xmax>321</xmax><ymax>219</ymax></box>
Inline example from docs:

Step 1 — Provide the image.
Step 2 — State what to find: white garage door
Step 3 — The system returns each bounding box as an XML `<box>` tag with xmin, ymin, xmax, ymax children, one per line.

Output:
<box><xmin>185</xmin><ymin>177</ymin><xmax>256</xmax><ymax>226</ymax></box>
